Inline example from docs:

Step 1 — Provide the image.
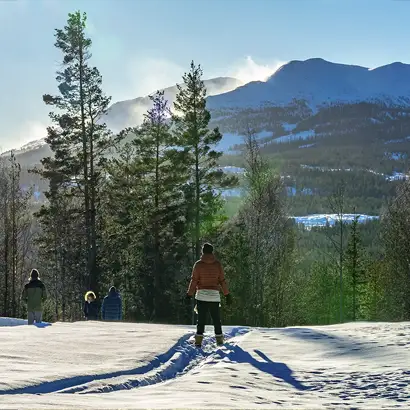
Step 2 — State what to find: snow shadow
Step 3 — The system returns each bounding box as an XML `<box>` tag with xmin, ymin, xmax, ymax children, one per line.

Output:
<box><xmin>0</xmin><ymin>333</ymin><xmax>193</xmax><ymax>396</ymax></box>
<box><xmin>281</xmin><ymin>327</ymin><xmax>359</xmax><ymax>352</ymax></box>
<box><xmin>0</xmin><ymin>318</ymin><xmax>27</xmax><ymax>327</ymax></box>
<box><xmin>33</xmin><ymin>323</ymin><xmax>52</xmax><ymax>328</ymax></box>
<box><xmin>0</xmin><ymin>318</ymin><xmax>51</xmax><ymax>328</ymax></box>
<box><xmin>0</xmin><ymin>327</ymin><xmax>250</xmax><ymax>396</ymax></box>
<box><xmin>217</xmin><ymin>344</ymin><xmax>309</xmax><ymax>391</ymax></box>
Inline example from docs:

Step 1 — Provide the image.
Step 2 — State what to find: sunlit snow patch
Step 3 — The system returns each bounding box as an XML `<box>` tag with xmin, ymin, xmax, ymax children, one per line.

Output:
<box><xmin>293</xmin><ymin>213</ymin><xmax>379</xmax><ymax>228</ymax></box>
<box><xmin>273</xmin><ymin>130</ymin><xmax>315</xmax><ymax>144</ymax></box>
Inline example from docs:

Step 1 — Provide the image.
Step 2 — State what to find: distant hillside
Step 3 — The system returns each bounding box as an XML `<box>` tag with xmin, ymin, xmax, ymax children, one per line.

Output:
<box><xmin>4</xmin><ymin>58</ymin><xmax>410</xmax><ymax>216</ymax></box>
<box><xmin>207</xmin><ymin>58</ymin><xmax>410</xmax><ymax>110</ymax></box>
<box><xmin>106</xmin><ymin>76</ymin><xmax>243</xmax><ymax>131</ymax></box>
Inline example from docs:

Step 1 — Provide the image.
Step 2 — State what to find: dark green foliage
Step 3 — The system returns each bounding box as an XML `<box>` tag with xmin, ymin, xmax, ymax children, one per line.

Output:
<box><xmin>173</xmin><ymin>61</ymin><xmax>237</xmax><ymax>260</ymax></box>
<box><xmin>34</xmin><ymin>10</ymin><xmax>117</xmax><ymax>319</ymax></box>
<box><xmin>344</xmin><ymin>215</ymin><xmax>368</xmax><ymax>321</ymax></box>
<box><xmin>381</xmin><ymin>178</ymin><xmax>410</xmax><ymax>319</ymax></box>
<box><xmin>100</xmin><ymin>91</ymin><xmax>191</xmax><ymax>322</ymax></box>
<box><xmin>217</xmin><ymin>131</ymin><xmax>295</xmax><ymax>327</ymax></box>
<box><xmin>6</xmin><ymin>10</ymin><xmax>410</xmax><ymax>327</ymax></box>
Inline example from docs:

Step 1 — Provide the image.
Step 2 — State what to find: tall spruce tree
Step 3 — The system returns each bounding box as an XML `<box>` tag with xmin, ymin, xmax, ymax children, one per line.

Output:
<box><xmin>173</xmin><ymin>61</ymin><xmax>237</xmax><ymax>261</ymax></box>
<box><xmin>382</xmin><ymin>179</ymin><xmax>410</xmax><ymax>319</ymax></box>
<box><xmin>101</xmin><ymin>91</ymin><xmax>190</xmax><ymax>321</ymax></box>
<box><xmin>138</xmin><ymin>91</ymin><xmax>188</xmax><ymax>319</ymax></box>
<box><xmin>39</xmin><ymin>11</ymin><xmax>114</xmax><ymax>294</ymax></box>
<box><xmin>345</xmin><ymin>215</ymin><xmax>367</xmax><ymax>321</ymax></box>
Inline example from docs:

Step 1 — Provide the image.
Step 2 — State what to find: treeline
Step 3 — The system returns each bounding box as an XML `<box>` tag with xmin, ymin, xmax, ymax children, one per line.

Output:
<box><xmin>2</xmin><ymin>10</ymin><xmax>410</xmax><ymax>328</ymax></box>
<box><xmin>0</xmin><ymin>154</ymin><xmax>34</xmax><ymax>318</ymax></box>
<box><xmin>27</xmin><ymin>11</ymin><xmax>236</xmax><ymax>323</ymax></box>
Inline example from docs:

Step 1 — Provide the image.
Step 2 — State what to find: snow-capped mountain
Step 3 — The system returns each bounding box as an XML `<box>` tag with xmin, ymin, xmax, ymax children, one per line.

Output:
<box><xmin>6</xmin><ymin>58</ymin><xmax>410</xmax><ymax>168</ymax></box>
<box><xmin>1</xmin><ymin>77</ymin><xmax>242</xmax><ymax>162</ymax></box>
<box><xmin>207</xmin><ymin>58</ymin><xmax>410</xmax><ymax>110</ymax></box>
<box><xmin>106</xmin><ymin>77</ymin><xmax>243</xmax><ymax>131</ymax></box>
<box><xmin>1</xmin><ymin>138</ymin><xmax>46</xmax><ymax>158</ymax></box>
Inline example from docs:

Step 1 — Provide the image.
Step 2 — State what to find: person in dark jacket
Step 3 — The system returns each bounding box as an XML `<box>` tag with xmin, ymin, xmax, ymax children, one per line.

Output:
<box><xmin>101</xmin><ymin>286</ymin><xmax>122</xmax><ymax>321</ymax></box>
<box><xmin>22</xmin><ymin>269</ymin><xmax>47</xmax><ymax>325</ymax></box>
<box><xmin>83</xmin><ymin>291</ymin><xmax>99</xmax><ymax>321</ymax></box>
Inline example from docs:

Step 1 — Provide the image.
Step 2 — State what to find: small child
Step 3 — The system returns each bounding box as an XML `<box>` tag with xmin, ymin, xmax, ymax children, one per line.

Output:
<box><xmin>83</xmin><ymin>291</ymin><xmax>99</xmax><ymax>321</ymax></box>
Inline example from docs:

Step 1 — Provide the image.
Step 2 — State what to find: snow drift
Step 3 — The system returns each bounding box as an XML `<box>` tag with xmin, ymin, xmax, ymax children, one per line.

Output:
<box><xmin>1</xmin><ymin>320</ymin><xmax>410</xmax><ymax>408</ymax></box>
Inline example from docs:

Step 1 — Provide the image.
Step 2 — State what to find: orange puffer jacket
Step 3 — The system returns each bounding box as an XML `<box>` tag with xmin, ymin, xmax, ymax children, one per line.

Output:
<box><xmin>187</xmin><ymin>254</ymin><xmax>229</xmax><ymax>296</ymax></box>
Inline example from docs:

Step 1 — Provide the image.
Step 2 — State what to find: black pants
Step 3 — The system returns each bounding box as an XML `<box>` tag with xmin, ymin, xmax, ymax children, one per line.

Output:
<box><xmin>196</xmin><ymin>300</ymin><xmax>222</xmax><ymax>335</ymax></box>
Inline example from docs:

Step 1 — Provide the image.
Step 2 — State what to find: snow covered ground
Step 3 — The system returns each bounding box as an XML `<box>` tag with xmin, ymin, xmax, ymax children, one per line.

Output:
<box><xmin>1</xmin><ymin>319</ymin><xmax>410</xmax><ymax>408</ymax></box>
<box><xmin>293</xmin><ymin>213</ymin><xmax>379</xmax><ymax>228</ymax></box>
<box><xmin>271</xmin><ymin>129</ymin><xmax>315</xmax><ymax>144</ymax></box>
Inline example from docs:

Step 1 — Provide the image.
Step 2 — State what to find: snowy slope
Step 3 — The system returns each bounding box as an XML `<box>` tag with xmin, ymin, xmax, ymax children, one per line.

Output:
<box><xmin>106</xmin><ymin>77</ymin><xmax>243</xmax><ymax>131</ymax></box>
<box><xmin>1</xmin><ymin>320</ymin><xmax>410</xmax><ymax>408</ymax></box>
<box><xmin>293</xmin><ymin>213</ymin><xmax>379</xmax><ymax>228</ymax></box>
<box><xmin>2</xmin><ymin>77</ymin><xmax>242</xmax><ymax>156</ymax></box>
<box><xmin>7</xmin><ymin>58</ymin><xmax>410</xmax><ymax>163</ymax></box>
<box><xmin>8</xmin><ymin>58</ymin><xmax>410</xmax><ymax>159</ymax></box>
<box><xmin>0</xmin><ymin>138</ymin><xmax>47</xmax><ymax>157</ymax></box>
<box><xmin>207</xmin><ymin>58</ymin><xmax>410</xmax><ymax>110</ymax></box>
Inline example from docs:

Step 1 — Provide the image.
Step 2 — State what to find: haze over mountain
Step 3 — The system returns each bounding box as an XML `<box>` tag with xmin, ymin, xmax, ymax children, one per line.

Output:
<box><xmin>4</xmin><ymin>57</ymin><xmax>410</xmax><ymax>169</ymax></box>
<box><xmin>207</xmin><ymin>58</ymin><xmax>410</xmax><ymax>110</ymax></box>
<box><xmin>106</xmin><ymin>77</ymin><xmax>243</xmax><ymax>131</ymax></box>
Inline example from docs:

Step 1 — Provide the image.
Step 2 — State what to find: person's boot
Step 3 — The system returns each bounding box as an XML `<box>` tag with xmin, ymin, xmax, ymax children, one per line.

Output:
<box><xmin>194</xmin><ymin>334</ymin><xmax>204</xmax><ymax>348</ymax></box>
<box><xmin>215</xmin><ymin>334</ymin><xmax>224</xmax><ymax>346</ymax></box>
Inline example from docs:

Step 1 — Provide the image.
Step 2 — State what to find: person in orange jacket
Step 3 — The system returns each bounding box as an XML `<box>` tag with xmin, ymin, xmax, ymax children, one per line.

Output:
<box><xmin>186</xmin><ymin>243</ymin><xmax>232</xmax><ymax>347</ymax></box>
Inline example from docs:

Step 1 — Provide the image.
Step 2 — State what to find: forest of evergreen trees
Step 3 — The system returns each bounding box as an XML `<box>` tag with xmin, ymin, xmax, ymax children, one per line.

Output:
<box><xmin>1</xmin><ymin>11</ymin><xmax>410</xmax><ymax>327</ymax></box>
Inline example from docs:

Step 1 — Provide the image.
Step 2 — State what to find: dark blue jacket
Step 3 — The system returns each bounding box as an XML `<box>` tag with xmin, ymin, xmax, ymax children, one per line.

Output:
<box><xmin>101</xmin><ymin>291</ymin><xmax>122</xmax><ymax>321</ymax></box>
<box><xmin>84</xmin><ymin>300</ymin><xmax>100</xmax><ymax>320</ymax></box>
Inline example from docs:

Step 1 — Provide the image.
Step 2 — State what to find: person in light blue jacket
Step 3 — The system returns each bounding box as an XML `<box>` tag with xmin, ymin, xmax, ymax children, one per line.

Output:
<box><xmin>101</xmin><ymin>286</ymin><xmax>122</xmax><ymax>321</ymax></box>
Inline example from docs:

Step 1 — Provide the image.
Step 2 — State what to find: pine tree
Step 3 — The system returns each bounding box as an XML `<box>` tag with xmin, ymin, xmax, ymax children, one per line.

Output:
<box><xmin>345</xmin><ymin>215</ymin><xmax>367</xmax><ymax>321</ymax></box>
<box><xmin>138</xmin><ymin>91</ymin><xmax>189</xmax><ymax>319</ymax></box>
<box><xmin>173</xmin><ymin>61</ymin><xmax>237</xmax><ymax>261</ymax></box>
<box><xmin>218</xmin><ymin>129</ymin><xmax>293</xmax><ymax>327</ymax></box>
<box><xmin>382</xmin><ymin>179</ymin><xmax>410</xmax><ymax>319</ymax></box>
<box><xmin>0</xmin><ymin>154</ymin><xmax>33</xmax><ymax>317</ymax></box>
<box><xmin>100</xmin><ymin>140</ymin><xmax>148</xmax><ymax>319</ymax></box>
<box><xmin>328</xmin><ymin>181</ymin><xmax>347</xmax><ymax>323</ymax></box>
<box><xmin>39</xmin><ymin>10</ymin><xmax>115</xmax><ymax>294</ymax></box>
<box><xmin>101</xmin><ymin>91</ymin><xmax>190</xmax><ymax>321</ymax></box>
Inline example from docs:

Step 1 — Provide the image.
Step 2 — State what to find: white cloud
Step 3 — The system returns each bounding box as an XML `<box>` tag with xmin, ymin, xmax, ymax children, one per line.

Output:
<box><xmin>124</xmin><ymin>57</ymin><xmax>184</xmax><ymax>100</ymax></box>
<box><xmin>0</xmin><ymin>120</ymin><xmax>49</xmax><ymax>153</ymax></box>
<box><xmin>228</xmin><ymin>56</ymin><xmax>286</xmax><ymax>83</ymax></box>
<box><xmin>117</xmin><ymin>55</ymin><xmax>286</xmax><ymax>103</ymax></box>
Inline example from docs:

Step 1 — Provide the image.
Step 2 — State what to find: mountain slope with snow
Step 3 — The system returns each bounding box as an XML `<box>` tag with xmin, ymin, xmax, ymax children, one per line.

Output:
<box><xmin>5</xmin><ymin>58</ymin><xmax>410</xmax><ymax>217</ymax></box>
<box><xmin>1</xmin><ymin>77</ymin><xmax>242</xmax><ymax>161</ymax></box>
<box><xmin>1</xmin><ymin>319</ymin><xmax>410</xmax><ymax>408</ymax></box>
<box><xmin>106</xmin><ymin>76</ymin><xmax>243</xmax><ymax>131</ymax></box>
<box><xmin>6</xmin><ymin>58</ymin><xmax>410</xmax><ymax>165</ymax></box>
<box><xmin>207</xmin><ymin>58</ymin><xmax>410</xmax><ymax>110</ymax></box>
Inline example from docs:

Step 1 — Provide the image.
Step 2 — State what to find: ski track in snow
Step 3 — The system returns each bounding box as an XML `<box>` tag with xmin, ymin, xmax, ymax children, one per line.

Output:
<box><xmin>1</xmin><ymin>321</ymin><xmax>410</xmax><ymax>408</ymax></box>
<box><xmin>0</xmin><ymin>324</ymin><xmax>249</xmax><ymax>396</ymax></box>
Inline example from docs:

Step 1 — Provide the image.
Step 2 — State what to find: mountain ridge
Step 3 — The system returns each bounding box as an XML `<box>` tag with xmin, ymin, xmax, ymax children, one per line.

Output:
<box><xmin>207</xmin><ymin>57</ymin><xmax>410</xmax><ymax>110</ymax></box>
<box><xmin>5</xmin><ymin>57</ymin><xmax>410</xmax><ymax>166</ymax></box>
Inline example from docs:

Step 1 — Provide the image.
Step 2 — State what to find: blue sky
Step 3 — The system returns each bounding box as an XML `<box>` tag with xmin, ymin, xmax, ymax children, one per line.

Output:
<box><xmin>0</xmin><ymin>0</ymin><xmax>409</xmax><ymax>151</ymax></box>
